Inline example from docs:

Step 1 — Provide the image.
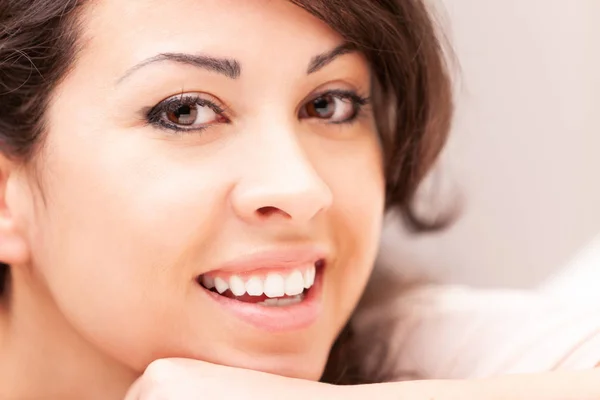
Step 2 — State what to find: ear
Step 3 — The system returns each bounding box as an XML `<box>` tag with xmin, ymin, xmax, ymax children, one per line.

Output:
<box><xmin>0</xmin><ymin>155</ymin><xmax>30</xmax><ymax>266</ymax></box>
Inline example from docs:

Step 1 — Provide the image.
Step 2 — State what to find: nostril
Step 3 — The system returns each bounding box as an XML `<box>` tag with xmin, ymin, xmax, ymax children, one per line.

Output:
<box><xmin>257</xmin><ymin>206</ymin><xmax>276</xmax><ymax>215</ymax></box>
<box><xmin>256</xmin><ymin>206</ymin><xmax>290</xmax><ymax>218</ymax></box>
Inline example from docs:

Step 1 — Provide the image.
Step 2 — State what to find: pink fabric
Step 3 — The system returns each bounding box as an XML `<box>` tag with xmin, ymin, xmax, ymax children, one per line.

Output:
<box><xmin>352</xmin><ymin>285</ymin><xmax>600</xmax><ymax>379</ymax></box>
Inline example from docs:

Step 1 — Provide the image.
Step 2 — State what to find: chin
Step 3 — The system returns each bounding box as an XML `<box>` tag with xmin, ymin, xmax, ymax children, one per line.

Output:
<box><xmin>250</xmin><ymin>357</ymin><xmax>327</xmax><ymax>381</ymax></box>
<box><xmin>213</xmin><ymin>346</ymin><xmax>330</xmax><ymax>381</ymax></box>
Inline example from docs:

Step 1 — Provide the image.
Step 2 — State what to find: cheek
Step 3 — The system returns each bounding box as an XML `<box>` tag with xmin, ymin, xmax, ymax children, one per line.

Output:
<box><xmin>31</xmin><ymin>129</ymin><xmax>232</xmax><ymax>367</ymax></box>
<box><xmin>318</xmin><ymin>135</ymin><xmax>385</xmax><ymax>328</ymax></box>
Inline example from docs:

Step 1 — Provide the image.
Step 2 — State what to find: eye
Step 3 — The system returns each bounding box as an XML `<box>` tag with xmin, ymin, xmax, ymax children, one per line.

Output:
<box><xmin>299</xmin><ymin>90</ymin><xmax>369</xmax><ymax>124</ymax></box>
<box><xmin>167</xmin><ymin>104</ymin><xmax>207</xmax><ymax>126</ymax></box>
<box><xmin>147</xmin><ymin>94</ymin><xmax>229</xmax><ymax>132</ymax></box>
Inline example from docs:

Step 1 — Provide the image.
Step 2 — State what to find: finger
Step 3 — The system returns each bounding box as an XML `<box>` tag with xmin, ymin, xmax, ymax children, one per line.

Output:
<box><xmin>158</xmin><ymin>357</ymin><xmax>222</xmax><ymax>377</ymax></box>
<box><xmin>123</xmin><ymin>360</ymin><xmax>180</xmax><ymax>400</ymax></box>
<box><xmin>123</xmin><ymin>376</ymin><xmax>143</xmax><ymax>400</ymax></box>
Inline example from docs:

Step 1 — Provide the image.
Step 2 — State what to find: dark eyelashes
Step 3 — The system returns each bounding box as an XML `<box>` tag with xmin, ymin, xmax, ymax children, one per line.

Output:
<box><xmin>145</xmin><ymin>94</ymin><xmax>230</xmax><ymax>133</ymax></box>
<box><xmin>320</xmin><ymin>90</ymin><xmax>371</xmax><ymax>125</ymax></box>
<box><xmin>320</xmin><ymin>89</ymin><xmax>370</xmax><ymax>107</ymax></box>
<box><xmin>146</xmin><ymin>95</ymin><xmax>225</xmax><ymax>122</ymax></box>
<box><xmin>145</xmin><ymin>89</ymin><xmax>371</xmax><ymax>133</ymax></box>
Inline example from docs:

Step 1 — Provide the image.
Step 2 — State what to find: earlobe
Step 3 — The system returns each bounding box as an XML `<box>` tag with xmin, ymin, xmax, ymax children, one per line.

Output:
<box><xmin>0</xmin><ymin>216</ymin><xmax>28</xmax><ymax>265</ymax></box>
<box><xmin>0</xmin><ymin>158</ymin><xmax>30</xmax><ymax>266</ymax></box>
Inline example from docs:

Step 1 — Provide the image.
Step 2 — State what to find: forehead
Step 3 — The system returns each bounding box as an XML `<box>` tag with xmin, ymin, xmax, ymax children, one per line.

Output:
<box><xmin>78</xmin><ymin>0</ymin><xmax>344</xmax><ymax>77</ymax></box>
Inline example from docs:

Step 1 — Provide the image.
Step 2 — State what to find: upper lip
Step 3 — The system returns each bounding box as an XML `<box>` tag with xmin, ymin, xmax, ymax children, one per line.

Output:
<box><xmin>209</xmin><ymin>245</ymin><xmax>330</xmax><ymax>274</ymax></box>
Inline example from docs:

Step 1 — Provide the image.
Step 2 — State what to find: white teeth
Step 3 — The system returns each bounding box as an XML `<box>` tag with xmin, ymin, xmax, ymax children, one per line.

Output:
<box><xmin>303</xmin><ymin>265</ymin><xmax>316</xmax><ymax>289</ymax></box>
<box><xmin>264</xmin><ymin>274</ymin><xmax>285</xmax><ymax>298</ymax></box>
<box><xmin>262</xmin><ymin>298</ymin><xmax>279</xmax><ymax>306</ymax></box>
<box><xmin>229</xmin><ymin>275</ymin><xmax>246</xmax><ymax>297</ymax></box>
<box><xmin>277</xmin><ymin>297</ymin><xmax>303</xmax><ymax>306</ymax></box>
<box><xmin>202</xmin><ymin>275</ymin><xmax>215</xmax><ymax>289</ymax></box>
<box><xmin>203</xmin><ymin>265</ymin><xmax>317</xmax><ymax>298</ymax></box>
<box><xmin>285</xmin><ymin>270</ymin><xmax>305</xmax><ymax>296</ymax></box>
<box><xmin>214</xmin><ymin>277</ymin><xmax>229</xmax><ymax>294</ymax></box>
<box><xmin>245</xmin><ymin>277</ymin><xmax>264</xmax><ymax>296</ymax></box>
<box><xmin>258</xmin><ymin>294</ymin><xmax>304</xmax><ymax>307</ymax></box>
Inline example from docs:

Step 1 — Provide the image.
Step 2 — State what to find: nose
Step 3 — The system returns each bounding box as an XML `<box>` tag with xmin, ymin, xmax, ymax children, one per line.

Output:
<box><xmin>230</xmin><ymin>131</ymin><xmax>333</xmax><ymax>225</ymax></box>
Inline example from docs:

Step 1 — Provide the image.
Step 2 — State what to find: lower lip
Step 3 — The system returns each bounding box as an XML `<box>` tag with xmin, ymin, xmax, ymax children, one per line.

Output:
<box><xmin>198</xmin><ymin>269</ymin><xmax>323</xmax><ymax>332</ymax></box>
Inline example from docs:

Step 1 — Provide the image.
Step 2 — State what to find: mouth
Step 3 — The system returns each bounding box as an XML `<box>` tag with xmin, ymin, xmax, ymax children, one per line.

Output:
<box><xmin>194</xmin><ymin>246</ymin><xmax>328</xmax><ymax>331</ymax></box>
<box><xmin>196</xmin><ymin>259</ymin><xmax>324</xmax><ymax>308</ymax></box>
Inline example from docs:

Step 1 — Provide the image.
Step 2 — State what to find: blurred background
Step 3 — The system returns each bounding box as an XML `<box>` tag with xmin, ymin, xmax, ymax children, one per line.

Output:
<box><xmin>378</xmin><ymin>0</ymin><xmax>600</xmax><ymax>290</ymax></box>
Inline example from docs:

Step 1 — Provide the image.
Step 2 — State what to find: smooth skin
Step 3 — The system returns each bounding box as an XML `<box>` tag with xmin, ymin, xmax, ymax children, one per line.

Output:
<box><xmin>0</xmin><ymin>0</ymin><xmax>597</xmax><ymax>399</ymax></box>
<box><xmin>0</xmin><ymin>0</ymin><xmax>382</xmax><ymax>398</ymax></box>
<box><xmin>124</xmin><ymin>358</ymin><xmax>600</xmax><ymax>400</ymax></box>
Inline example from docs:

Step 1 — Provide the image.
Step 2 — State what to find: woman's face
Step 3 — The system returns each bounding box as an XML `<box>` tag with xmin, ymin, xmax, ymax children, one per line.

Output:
<box><xmin>16</xmin><ymin>0</ymin><xmax>384</xmax><ymax>380</ymax></box>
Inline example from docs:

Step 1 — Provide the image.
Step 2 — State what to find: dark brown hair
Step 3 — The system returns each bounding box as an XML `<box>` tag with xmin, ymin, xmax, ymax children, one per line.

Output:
<box><xmin>0</xmin><ymin>0</ymin><xmax>453</xmax><ymax>384</ymax></box>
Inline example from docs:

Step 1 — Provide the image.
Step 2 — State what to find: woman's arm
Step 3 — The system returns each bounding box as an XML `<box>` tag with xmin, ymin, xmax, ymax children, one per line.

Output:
<box><xmin>125</xmin><ymin>358</ymin><xmax>600</xmax><ymax>400</ymax></box>
<box><xmin>343</xmin><ymin>369</ymin><xmax>600</xmax><ymax>400</ymax></box>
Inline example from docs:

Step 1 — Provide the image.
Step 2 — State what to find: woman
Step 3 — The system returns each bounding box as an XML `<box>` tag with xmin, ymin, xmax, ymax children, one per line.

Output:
<box><xmin>0</xmin><ymin>0</ymin><xmax>598</xmax><ymax>399</ymax></box>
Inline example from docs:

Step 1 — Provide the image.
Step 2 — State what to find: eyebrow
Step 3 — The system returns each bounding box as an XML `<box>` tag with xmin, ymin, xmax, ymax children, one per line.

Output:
<box><xmin>307</xmin><ymin>42</ymin><xmax>357</xmax><ymax>74</ymax></box>
<box><xmin>117</xmin><ymin>42</ymin><xmax>356</xmax><ymax>84</ymax></box>
<box><xmin>117</xmin><ymin>53</ymin><xmax>241</xmax><ymax>84</ymax></box>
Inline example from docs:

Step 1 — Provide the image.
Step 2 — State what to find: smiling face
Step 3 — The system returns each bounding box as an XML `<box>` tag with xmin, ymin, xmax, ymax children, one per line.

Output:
<box><xmin>12</xmin><ymin>0</ymin><xmax>385</xmax><ymax>380</ymax></box>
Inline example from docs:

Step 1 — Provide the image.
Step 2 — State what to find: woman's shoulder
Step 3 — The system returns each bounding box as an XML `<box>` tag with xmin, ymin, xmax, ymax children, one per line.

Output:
<box><xmin>352</xmin><ymin>280</ymin><xmax>600</xmax><ymax>380</ymax></box>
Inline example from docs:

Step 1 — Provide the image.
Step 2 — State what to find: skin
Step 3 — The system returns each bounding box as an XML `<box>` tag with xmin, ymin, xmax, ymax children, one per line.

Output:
<box><xmin>124</xmin><ymin>359</ymin><xmax>600</xmax><ymax>400</ymax></box>
<box><xmin>0</xmin><ymin>0</ymin><xmax>384</xmax><ymax>398</ymax></box>
<box><xmin>1</xmin><ymin>1</ymin><xmax>598</xmax><ymax>399</ymax></box>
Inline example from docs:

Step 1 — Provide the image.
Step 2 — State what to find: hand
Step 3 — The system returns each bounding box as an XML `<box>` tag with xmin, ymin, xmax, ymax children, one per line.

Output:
<box><xmin>123</xmin><ymin>358</ymin><xmax>336</xmax><ymax>400</ymax></box>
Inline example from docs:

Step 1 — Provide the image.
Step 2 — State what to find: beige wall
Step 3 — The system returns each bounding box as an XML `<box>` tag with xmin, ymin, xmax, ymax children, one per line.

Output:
<box><xmin>379</xmin><ymin>0</ymin><xmax>600</xmax><ymax>288</ymax></box>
